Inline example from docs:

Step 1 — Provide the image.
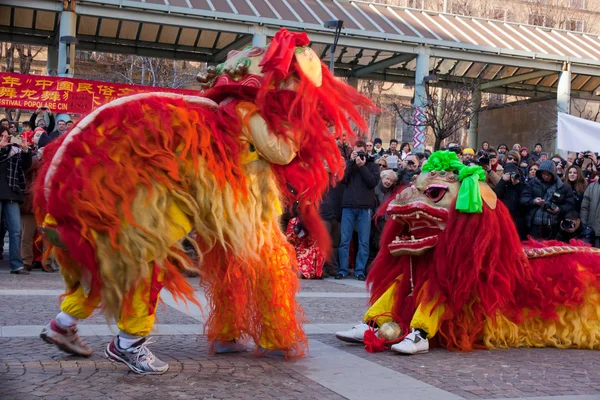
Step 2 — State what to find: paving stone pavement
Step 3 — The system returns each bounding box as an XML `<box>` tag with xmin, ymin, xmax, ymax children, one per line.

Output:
<box><xmin>1</xmin><ymin>262</ymin><xmax>599</xmax><ymax>400</ymax></box>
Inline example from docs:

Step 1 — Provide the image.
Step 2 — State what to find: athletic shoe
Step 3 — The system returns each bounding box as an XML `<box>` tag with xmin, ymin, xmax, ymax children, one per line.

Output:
<box><xmin>391</xmin><ymin>329</ymin><xmax>429</xmax><ymax>355</ymax></box>
<box><xmin>40</xmin><ymin>320</ymin><xmax>93</xmax><ymax>357</ymax></box>
<box><xmin>105</xmin><ymin>337</ymin><xmax>169</xmax><ymax>375</ymax></box>
<box><xmin>335</xmin><ymin>322</ymin><xmax>370</xmax><ymax>344</ymax></box>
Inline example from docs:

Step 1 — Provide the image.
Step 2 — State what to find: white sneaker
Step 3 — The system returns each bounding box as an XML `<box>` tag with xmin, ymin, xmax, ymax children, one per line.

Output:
<box><xmin>335</xmin><ymin>322</ymin><xmax>370</xmax><ymax>344</ymax></box>
<box><xmin>391</xmin><ymin>329</ymin><xmax>429</xmax><ymax>355</ymax></box>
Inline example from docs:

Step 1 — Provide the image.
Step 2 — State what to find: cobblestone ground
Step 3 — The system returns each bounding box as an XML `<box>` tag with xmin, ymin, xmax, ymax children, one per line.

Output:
<box><xmin>1</xmin><ymin>264</ymin><xmax>599</xmax><ymax>400</ymax></box>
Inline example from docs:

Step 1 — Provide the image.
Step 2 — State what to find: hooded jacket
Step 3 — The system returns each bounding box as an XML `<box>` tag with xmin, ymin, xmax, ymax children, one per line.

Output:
<box><xmin>520</xmin><ymin>160</ymin><xmax>575</xmax><ymax>228</ymax></box>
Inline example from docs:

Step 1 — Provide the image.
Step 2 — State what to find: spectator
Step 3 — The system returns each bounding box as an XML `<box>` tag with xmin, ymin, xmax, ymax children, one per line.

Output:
<box><xmin>66</xmin><ymin>120</ymin><xmax>74</xmax><ymax>130</ymax></box>
<box><xmin>399</xmin><ymin>142</ymin><xmax>411</xmax><ymax>160</ymax></box>
<box><xmin>39</xmin><ymin>118</ymin><xmax>68</xmax><ymax>148</ymax></box>
<box><xmin>512</xmin><ymin>143</ymin><xmax>522</xmax><ymax>151</ymax></box>
<box><xmin>369</xmin><ymin>170</ymin><xmax>398</xmax><ymax>267</ymax></box>
<box><xmin>337</xmin><ymin>135</ymin><xmax>352</xmax><ymax>160</ymax></box>
<box><xmin>495</xmin><ymin>162</ymin><xmax>527</xmax><ymax>240</ymax></box>
<box><xmin>286</xmin><ymin>217</ymin><xmax>325</xmax><ymax>279</ymax></box>
<box><xmin>21</xmin><ymin>122</ymin><xmax>33</xmax><ymax>144</ymax></box>
<box><xmin>556</xmin><ymin>210</ymin><xmax>595</xmax><ymax>246</ymax></box>
<box><xmin>372</xmin><ymin>138</ymin><xmax>385</xmax><ymax>156</ymax></box>
<box><xmin>29</xmin><ymin>107</ymin><xmax>55</xmax><ymax>134</ymax></box>
<box><xmin>530</xmin><ymin>143</ymin><xmax>543</xmax><ymax>162</ymax></box>
<box><xmin>485</xmin><ymin>147</ymin><xmax>503</xmax><ymax>189</ymax></box>
<box><xmin>521</xmin><ymin>160</ymin><xmax>575</xmax><ymax>240</ymax></box>
<box><xmin>563</xmin><ymin>165</ymin><xmax>587</xmax><ymax>213</ymax></box>
<box><xmin>525</xmin><ymin>162</ymin><xmax>539</xmax><ymax>183</ymax></box>
<box><xmin>497</xmin><ymin>144</ymin><xmax>508</xmax><ymax>155</ymax></box>
<box><xmin>0</xmin><ymin>129</ymin><xmax>33</xmax><ymax>274</ymax></box>
<box><xmin>8</xmin><ymin>122</ymin><xmax>19</xmax><ymax>137</ymax></box>
<box><xmin>481</xmin><ymin>141</ymin><xmax>490</xmax><ymax>151</ymax></box>
<box><xmin>581</xmin><ymin>174</ymin><xmax>600</xmax><ymax>247</ymax></box>
<box><xmin>0</xmin><ymin>119</ymin><xmax>8</xmax><ymax>130</ymax></box>
<box><xmin>385</xmin><ymin>139</ymin><xmax>400</xmax><ymax>157</ymax></box>
<box><xmin>551</xmin><ymin>155</ymin><xmax>567</xmax><ymax>180</ymax></box>
<box><xmin>539</xmin><ymin>152</ymin><xmax>548</xmax><ymax>163</ymax></box>
<box><xmin>320</xmin><ymin>176</ymin><xmax>343</xmax><ymax>278</ymax></box>
<box><xmin>336</xmin><ymin>140</ymin><xmax>379</xmax><ymax>281</ymax></box>
<box><xmin>365</xmin><ymin>141</ymin><xmax>376</xmax><ymax>161</ymax></box>
<box><xmin>375</xmin><ymin>156</ymin><xmax>388</xmax><ymax>172</ymax></box>
<box><xmin>462</xmin><ymin>148</ymin><xmax>475</xmax><ymax>165</ymax></box>
<box><xmin>397</xmin><ymin>153</ymin><xmax>421</xmax><ymax>186</ymax></box>
<box><xmin>520</xmin><ymin>147</ymin><xmax>531</xmax><ymax>165</ymax></box>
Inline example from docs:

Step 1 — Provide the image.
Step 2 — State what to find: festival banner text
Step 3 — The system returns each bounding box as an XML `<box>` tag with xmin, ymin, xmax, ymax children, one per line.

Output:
<box><xmin>0</xmin><ymin>72</ymin><xmax>199</xmax><ymax>115</ymax></box>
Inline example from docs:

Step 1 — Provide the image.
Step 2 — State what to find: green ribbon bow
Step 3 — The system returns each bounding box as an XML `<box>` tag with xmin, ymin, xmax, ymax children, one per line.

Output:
<box><xmin>456</xmin><ymin>165</ymin><xmax>486</xmax><ymax>213</ymax></box>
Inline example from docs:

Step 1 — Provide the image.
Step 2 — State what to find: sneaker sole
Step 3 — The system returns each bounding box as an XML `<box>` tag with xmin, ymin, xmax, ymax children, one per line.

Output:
<box><xmin>40</xmin><ymin>331</ymin><xmax>93</xmax><ymax>357</ymax></box>
<box><xmin>105</xmin><ymin>345</ymin><xmax>169</xmax><ymax>375</ymax></box>
<box><xmin>335</xmin><ymin>334</ymin><xmax>364</xmax><ymax>344</ymax></box>
<box><xmin>391</xmin><ymin>347</ymin><xmax>429</xmax><ymax>355</ymax></box>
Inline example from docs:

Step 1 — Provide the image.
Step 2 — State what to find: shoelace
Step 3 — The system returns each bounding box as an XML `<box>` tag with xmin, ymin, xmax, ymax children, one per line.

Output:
<box><xmin>131</xmin><ymin>338</ymin><xmax>157</xmax><ymax>364</ymax></box>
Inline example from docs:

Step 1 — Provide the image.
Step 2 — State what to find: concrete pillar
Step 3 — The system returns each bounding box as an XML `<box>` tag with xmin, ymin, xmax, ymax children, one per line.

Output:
<box><xmin>347</xmin><ymin>76</ymin><xmax>359</xmax><ymax>89</ymax></box>
<box><xmin>46</xmin><ymin>45</ymin><xmax>58</xmax><ymax>76</ymax></box>
<box><xmin>58</xmin><ymin>11</ymin><xmax>76</xmax><ymax>77</ymax></box>
<box><xmin>556</xmin><ymin>63</ymin><xmax>571</xmax><ymax>153</ymax></box>
<box><xmin>557</xmin><ymin>62</ymin><xmax>571</xmax><ymax>115</ymax></box>
<box><xmin>412</xmin><ymin>48</ymin><xmax>430</xmax><ymax>151</ymax></box>
<box><xmin>252</xmin><ymin>26</ymin><xmax>267</xmax><ymax>47</ymax></box>
<box><xmin>468</xmin><ymin>89</ymin><xmax>481</xmax><ymax>150</ymax></box>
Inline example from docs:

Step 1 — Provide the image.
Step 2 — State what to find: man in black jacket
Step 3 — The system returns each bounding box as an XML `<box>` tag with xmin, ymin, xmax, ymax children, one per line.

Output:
<box><xmin>495</xmin><ymin>162</ymin><xmax>527</xmax><ymax>240</ymax></box>
<box><xmin>0</xmin><ymin>131</ymin><xmax>33</xmax><ymax>274</ymax></box>
<box><xmin>556</xmin><ymin>210</ymin><xmax>596</xmax><ymax>246</ymax></box>
<box><xmin>336</xmin><ymin>140</ymin><xmax>379</xmax><ymax>281</ymax></box>
<box><xmin>521</xmin><ymin>160</ymin><xmax>576</xmax><ymax>240</ymax></box>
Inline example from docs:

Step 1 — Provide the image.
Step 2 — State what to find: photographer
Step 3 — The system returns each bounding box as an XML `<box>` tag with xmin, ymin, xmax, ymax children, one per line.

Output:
<box><xmin>581</xmin><ymin>174</ymin><xmax>600</xmax><ymax>247</ymax></box>
<box><xmin>336</xmin><ymin>140</ymin><xmax>380</xmax><ymax>281</ymax></box>
<box><xmin>397</xmin><ymin>153</ymin><xmax>421</xmax><ymax>186</ymax></box>
<box><xmin>495</xmin><ymin>162</ymin><xmax>527</xmax><ymax>240</ymax></box>
<box><xmin>556</xmin><ymin>211</ymin><xmax>595</xmax><ymax>246</ymax></box>
<box><xmin>521</xmin><ymin>160</ymin><xmax>575</xmax><ymax>240</ymax></box>
<box><xmin>474</xmin><ymin>149</ymin><xmax>502</xmax><ymax>189</ymax></box>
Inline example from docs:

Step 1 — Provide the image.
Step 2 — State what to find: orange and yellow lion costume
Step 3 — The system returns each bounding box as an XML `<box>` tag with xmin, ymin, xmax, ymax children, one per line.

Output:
<box><xmin>34</xmin><ymin>29</ymin><xmax>374</xmax><ymax>356</ymax></box>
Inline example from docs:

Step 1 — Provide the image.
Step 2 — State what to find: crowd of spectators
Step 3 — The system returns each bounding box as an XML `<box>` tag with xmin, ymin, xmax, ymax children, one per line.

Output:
<box><xmin>311</xmin><ymin>137</ymin><xmax>600</xmax><ymax>281</ymax></box>
<box><xmin>0</xmin><ymin>108</ymin><xmax>72</xmax><ymax>275</ymax></box>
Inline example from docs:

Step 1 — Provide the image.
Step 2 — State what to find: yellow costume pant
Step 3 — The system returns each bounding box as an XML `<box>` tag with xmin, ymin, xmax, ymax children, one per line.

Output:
<box><xmin>363</xmin><ymin>280</ymin><xmax>445</xmax><ymax>337</ymax></box>
<box><xmin>60</xmin><ymin>267</ymin><xmax>164</xmax><ymax>337</ymax></box>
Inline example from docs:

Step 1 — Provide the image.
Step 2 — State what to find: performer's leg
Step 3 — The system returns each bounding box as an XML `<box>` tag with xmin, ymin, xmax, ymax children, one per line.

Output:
<box><xmin>336</xmin><ymin>279</ymin><xmax>400</xmax><ymax>343</ymax></box>
<box><xmin>105</xmin><ymin>264</ymin><xmax>169</xmax><ymax>375</ymax></box>
<box><xmin>256</xmin><ymin>233</ymin><xmax>307</xmax><ymax>356</ymax></box>
<box><xmin>40</xmin><ymin>284</ymin><xmax>99</xmax><ymax>357</ymax></box>
<box><xmin>392</xmin><ymin>290</ymin><xmax>445</xmax><ymax>355</ymax></box>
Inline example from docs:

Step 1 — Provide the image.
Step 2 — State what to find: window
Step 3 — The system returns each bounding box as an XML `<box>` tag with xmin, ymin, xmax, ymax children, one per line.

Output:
<box><xmin>566</xmin><ymin>18</ymin><xmax>584</xmax><ymax>32</ymax></box>
<box><xmin>491</xmin><ymin>7</ymin><xmax>505</xmax><ymax>21</ymax></box>
<box><xmin>405</xmin><ymin>0</ymin><xmax>424</xmax><ymax>8</ymax></box>
<box><xmin>569</xmin><ymin>0</ymin><xmax>585</xmax><ymax>9</ymax></box>
<box><xmin>529</xmin><ymin>13</ymin><xmax>544</xmax><ymax>26</ymax></box>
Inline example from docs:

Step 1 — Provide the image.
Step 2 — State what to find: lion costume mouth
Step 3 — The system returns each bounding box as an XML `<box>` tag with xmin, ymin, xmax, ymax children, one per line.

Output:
<box><xmin>387</xmin><ymin>202</ymin><xmax>448</xmax><ymax>256</ymax></box>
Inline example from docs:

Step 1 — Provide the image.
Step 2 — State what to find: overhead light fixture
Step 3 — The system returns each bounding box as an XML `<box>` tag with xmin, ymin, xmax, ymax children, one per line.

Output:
<box><xmin>323</xmin><ymin>19</ymin><xmax>344</xmax><ymax>74</ymax></box>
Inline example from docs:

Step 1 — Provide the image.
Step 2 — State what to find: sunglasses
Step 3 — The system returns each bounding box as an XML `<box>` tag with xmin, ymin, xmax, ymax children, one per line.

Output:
<box><xmin>407</xmin><ymin>160</ymin><xmax>415</xmax><ymax>166</ymax></box>
<box><xmin>366</xmin><ymin>144</ymin><xmax>373</xmax><ymax>147</ymax></box>
<box><xmin>507</xmin><ymin>156</ymin><xmax>515</xmax><ymax>161</ymax></box>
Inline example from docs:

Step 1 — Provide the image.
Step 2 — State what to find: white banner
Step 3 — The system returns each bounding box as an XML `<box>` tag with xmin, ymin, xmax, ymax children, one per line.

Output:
<box><xmin>557</xmin><ymin>112</ymin><xmax>600</xmax><ymax>153</ymax></box>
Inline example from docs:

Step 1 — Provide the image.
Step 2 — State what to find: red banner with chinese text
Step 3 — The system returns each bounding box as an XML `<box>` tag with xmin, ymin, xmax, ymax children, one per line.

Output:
<box><xmin>0</xmin><ymin>72</ymin><xmax>200</xmax><ymax>115</ymax></box>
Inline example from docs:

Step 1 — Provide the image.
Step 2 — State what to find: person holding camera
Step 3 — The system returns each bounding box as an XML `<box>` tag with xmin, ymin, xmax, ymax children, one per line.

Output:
<box><xmin>556</xmin><ymin>210</ymin><xmax>595</xmax><ymax>246</ymax></box>
<box><xmin>29</xmin><ymin>107</ymin><xmax>55</xmax><ymax>134</ymax></box>
<box><xmin>581</xmin><ymin>174</ymin><xmax>600</xmax><ymax>248</ymax></box>
<box><xmin>397</xmin><ymin>153</ymin><xmax>420</xmax><ymax>186</ymax></box>
<box><xmin>336</xmin><ymin>140</ymin><xmax>380</xmax><ymax>281</ymax></box>
<box><xmin>495</xmin><ymin>162</ymin><xmax>527</xmax><ymax>240</ymax></box>
<box><xmin>521</xmin><ymin>160</ymin><xmax>576</xmax><ymax>240</ymax></box>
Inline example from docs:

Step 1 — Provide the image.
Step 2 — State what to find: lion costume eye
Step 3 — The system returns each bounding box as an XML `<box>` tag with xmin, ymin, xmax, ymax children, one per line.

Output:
<box><xmin>425</xmin><ymin>185</ymin><xmax>448</xmax><ymax>203</ymax></box>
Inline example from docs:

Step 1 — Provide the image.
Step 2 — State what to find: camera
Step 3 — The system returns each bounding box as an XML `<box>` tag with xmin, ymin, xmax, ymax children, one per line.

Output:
<box><xmin>510</xmin><ymin>172</ymin><xmax>520</xmax><ymax>182</ymax></box>
<box><xmin>475</xmin><ymin>150</ymin><xmax>490</xmax><ymax>166</ymax></box>
<box><xmin>548</xmin><ymin>192</ymin><xmax>561</xmax><ymax>211</ymax></box>
<box><xmin>560</xmin><ymin>219</ymin><xmax>576</xmax><ymax>231</ymax></box>
<box><xmin>356</xmin><ymin>150</ymin><xmax>366</xmax><ymax>161</ymax></box>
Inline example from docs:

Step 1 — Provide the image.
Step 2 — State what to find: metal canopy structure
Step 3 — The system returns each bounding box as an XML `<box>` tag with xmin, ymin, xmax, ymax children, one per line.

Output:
<box><xmin>2</xmin><ymin>0</ymin><xmax>600</xmax><ymax>100</ymax></box>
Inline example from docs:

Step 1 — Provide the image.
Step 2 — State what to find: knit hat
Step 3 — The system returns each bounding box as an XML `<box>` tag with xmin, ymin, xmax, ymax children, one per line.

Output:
<box><xmin>506</xmin><ymin>150</ymin><xmax>521</xmax><ymax>164</ymax></box>
<box><xmin>374</xmin><ymin>137</ymin><xmax>382</xmax><ymax>145</ymax></box>
<box><xmin>536</xmin><ymin>160</ymin><xmax>557</xmax><ymax>181</ymax></box>
<box><xmin>503</xmin><ymin>162</ymin><xmax>519</xmax><ymax>174</ymax></box>
<box><xmin>463</xmin><ymin>148</ymin><xmax>475</xmax><ymax>155</ymax></box>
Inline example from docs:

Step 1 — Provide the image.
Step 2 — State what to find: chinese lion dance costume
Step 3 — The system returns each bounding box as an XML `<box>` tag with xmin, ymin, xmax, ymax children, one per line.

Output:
<box><xmin>35</xmin><ymin>29</ymin><xmax>374</xmax><ymax>374</ymax></box>
<box><xmin>336</xmin><ymin>151</ymin><xmax>600</xmax><ymax>355</ymax></box>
